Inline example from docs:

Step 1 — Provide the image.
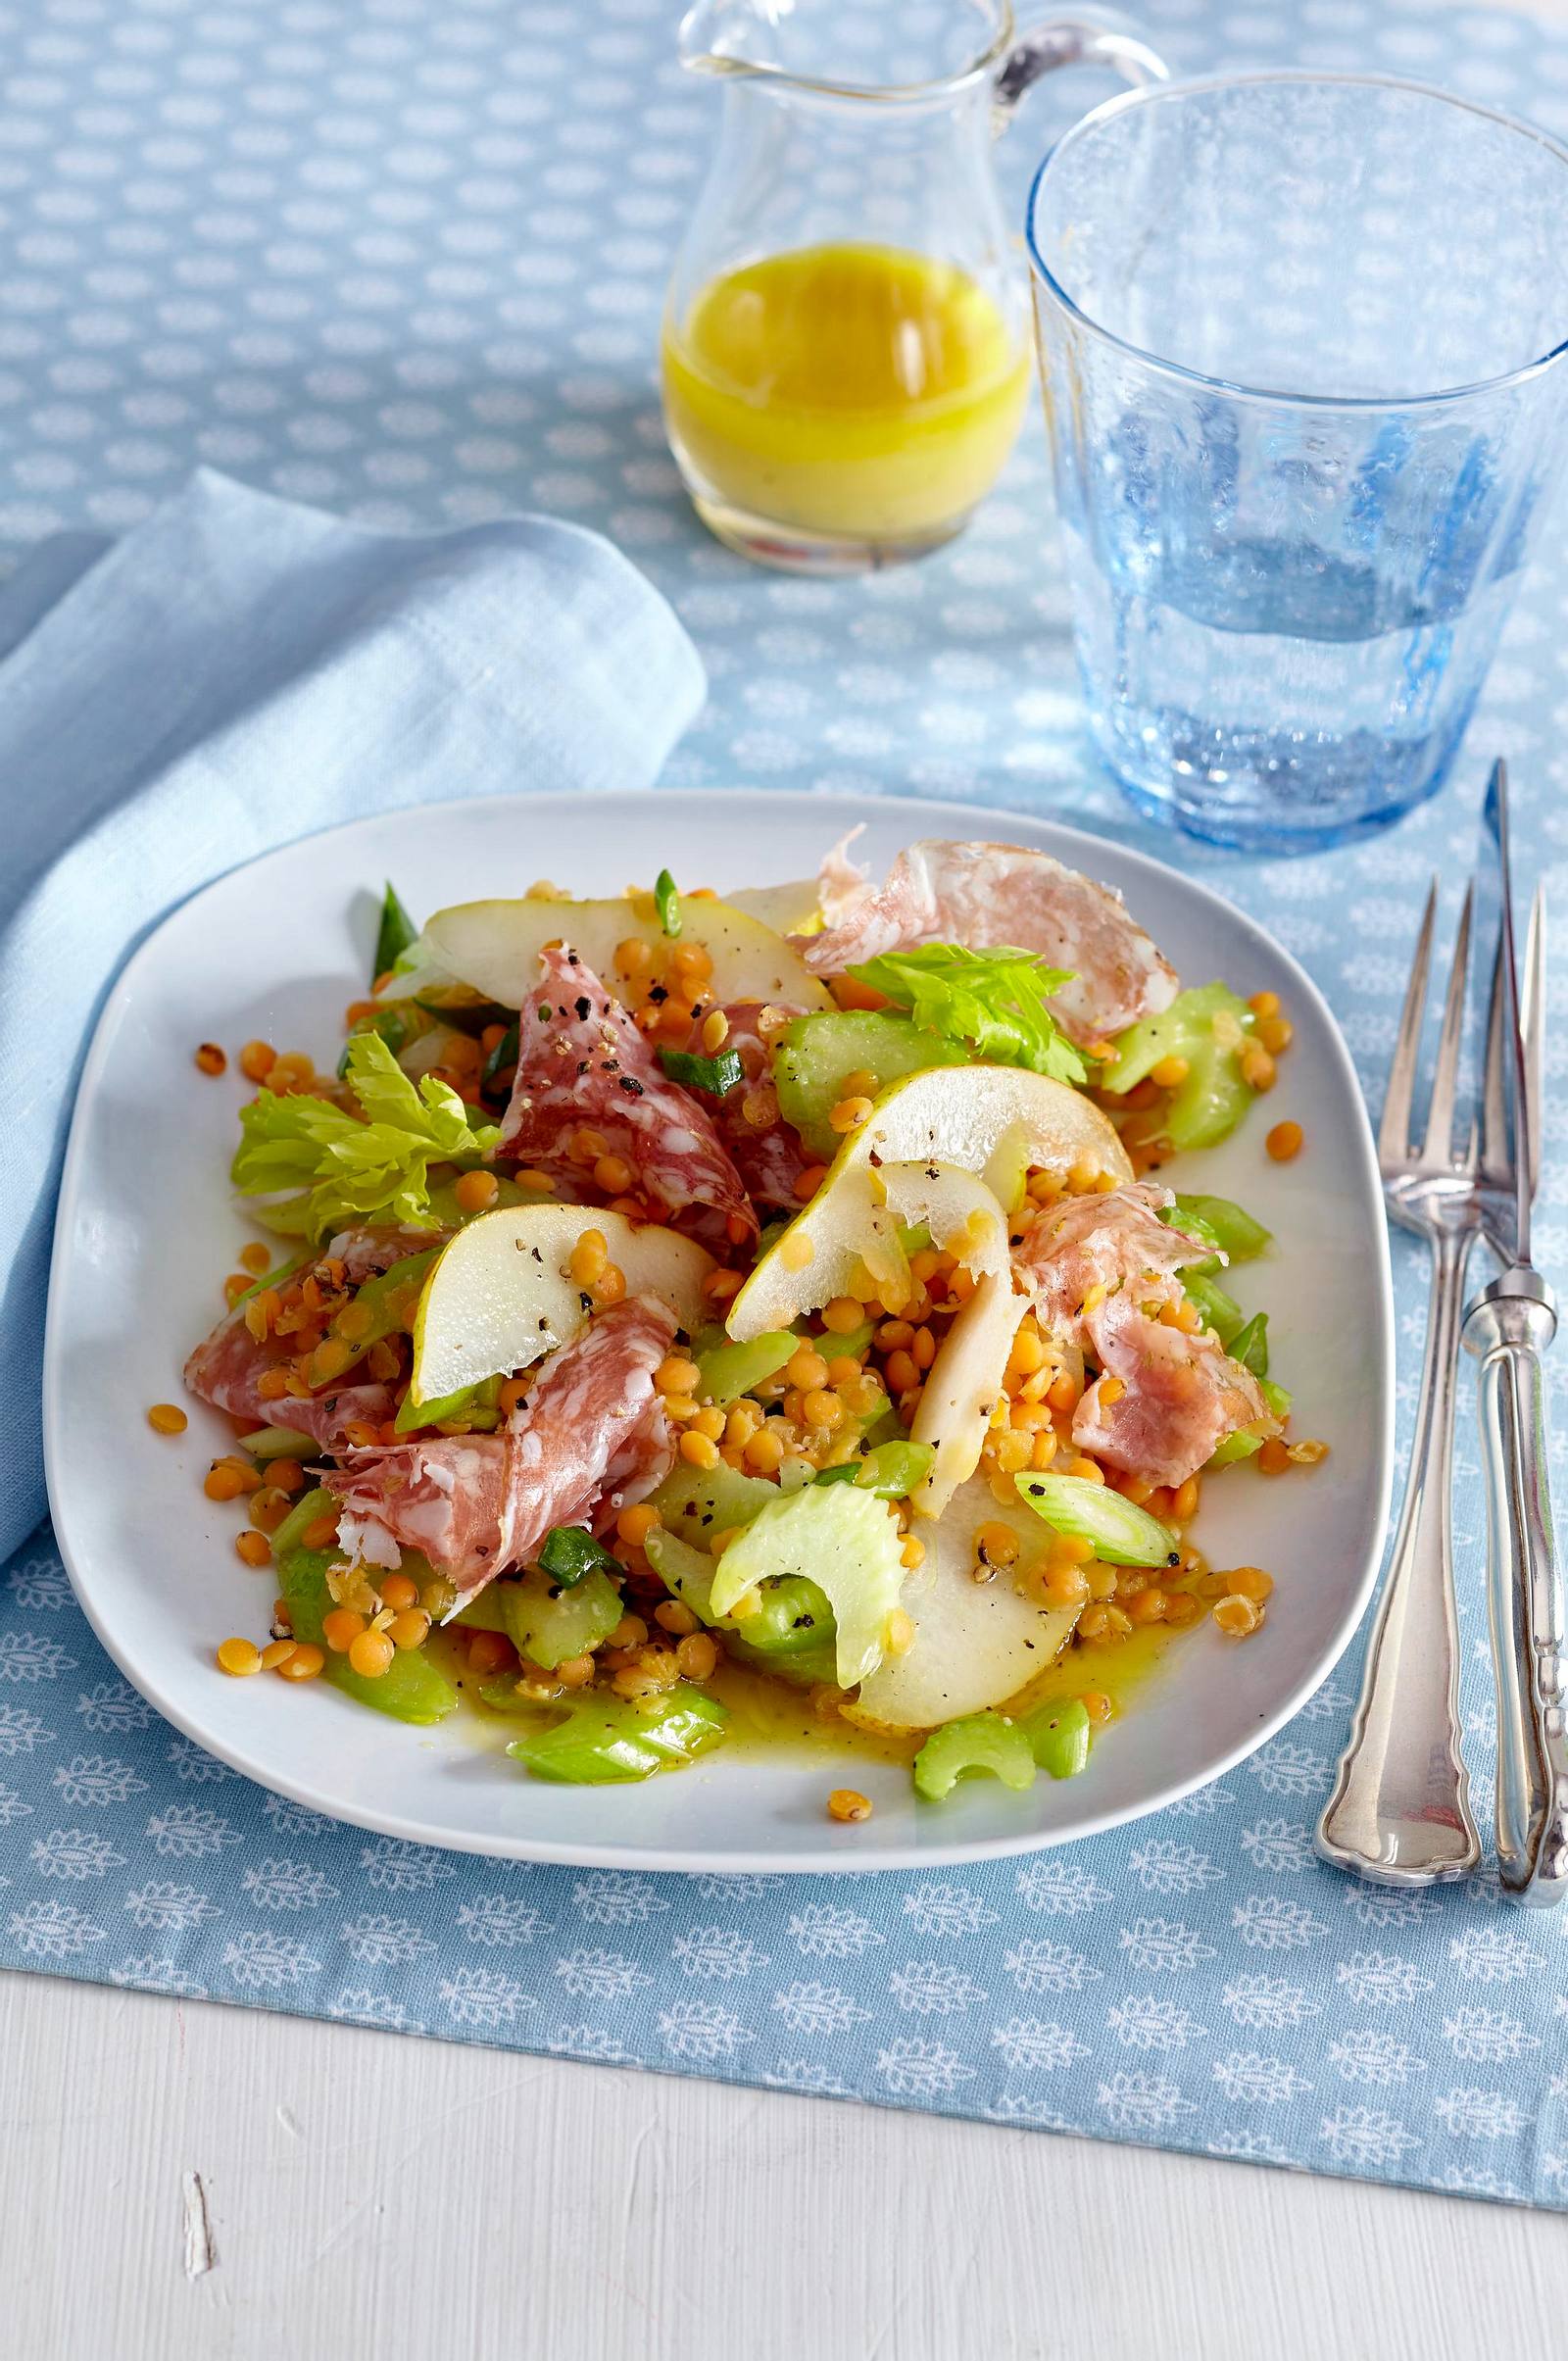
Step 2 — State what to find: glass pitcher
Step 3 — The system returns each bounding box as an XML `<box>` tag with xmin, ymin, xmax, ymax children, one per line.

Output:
<box><xmin>662</xmin><ymin>0</ymin><xmax>1167</xmax><ymax>573</ymax></box>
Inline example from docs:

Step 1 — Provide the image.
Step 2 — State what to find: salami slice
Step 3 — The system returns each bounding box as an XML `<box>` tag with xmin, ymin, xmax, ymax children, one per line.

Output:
<box><xmin>1073</xmin><ymin>1293</ymin><xmax>1274</xmax><ymax>1490</ymax></box>
<box><xmin>794</xmin><ymin>838</ymin><xmax>1178</xmax><ymax>1046</ymax></box>
<box><xmin>326</xmin><ymin>1435</ymin><xmax>510</xmax><ymax>1592</ymax></box>
<box><xmin>183</xmin><ymin>1311</ymin><xmax>394</xmax><ymax>1449</ymax></box>
<box><xmin>498</xmin><ymin>944</ymin><xmax>756</xmax><ymax>1244</ymax></box>
<box><xmin>678</xmin><ymin>1001</ymin><xmax>815</xmax><ymax>1210</ymax></box>
<box><xmin>323</xmin><ymin>1221</ymin><xmax>449</xmax><ymax>1283</ymax></box>
<box><xmin>322</xmin><ymin>1295</ymin><xmax>677</xmax><ymax>1607</ymax></box>
<box><xmin>1014</xmin><ymin>1183</ymin><xmax>1212</xmax><ymax>1337</ymax></box>
<box><xmin>497</xmin><ymin>1293</ymin><xmax>675</xmax><ymax>1588</ymax></box>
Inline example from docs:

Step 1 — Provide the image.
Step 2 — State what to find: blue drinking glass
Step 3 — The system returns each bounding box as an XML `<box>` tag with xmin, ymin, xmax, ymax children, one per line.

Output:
<box><xmin>1025</xmin><ymin>73</ymin><xmax>1568</xmax><ymax>851</ymax></box>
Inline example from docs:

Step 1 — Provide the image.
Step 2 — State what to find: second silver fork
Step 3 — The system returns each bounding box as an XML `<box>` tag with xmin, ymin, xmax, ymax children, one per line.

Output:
<box><xmin>1317</xmin><ymin>881</ymin><xmax>1484</xmax><ymax>1885</ymax></box>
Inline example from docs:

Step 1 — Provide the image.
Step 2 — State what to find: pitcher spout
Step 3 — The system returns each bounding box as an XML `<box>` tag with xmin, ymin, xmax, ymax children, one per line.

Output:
<box><xmin>676</xmin><ymin>0</ymin><xmax>781</xmax><ymax>81</ymax></box>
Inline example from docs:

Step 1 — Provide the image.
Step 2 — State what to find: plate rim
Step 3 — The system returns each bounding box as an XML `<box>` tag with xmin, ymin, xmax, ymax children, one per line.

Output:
<box><xmin>43</xmin><ymin>785</ymin><xmax>1396</xmax><ymax>1872</ymax></box>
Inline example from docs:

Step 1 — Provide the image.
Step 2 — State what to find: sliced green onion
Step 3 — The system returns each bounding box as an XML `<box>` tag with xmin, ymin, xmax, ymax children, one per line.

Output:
<box><xmin>654</xmin><ymin>867</ymin><xmax>681</xmax><ymax>939</ymax></box>
<box><xmin>1014</xmin><ymin>1472</ymin><xmax>1177</xmax><ymax>1567</ymax></box>
<box><xmin>658</xmin><ymin>1045</ymin><xmax>746</xmax><ymax>1097</ymax></box>
<box><xmin>374</xmin><ymin>881</ymin><xmax>418</xmax><ymax>981</ymax></box>
<box><xmin>537</xmin><ymin>1525</ymin><xmax>623</xmax><ymax>1589</ymax></box>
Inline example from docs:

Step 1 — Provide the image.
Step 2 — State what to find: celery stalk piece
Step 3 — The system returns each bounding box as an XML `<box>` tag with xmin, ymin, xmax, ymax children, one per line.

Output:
<box><xmin>1167</xmin><ymin>1193</ymin><xmax>1272</xmax><ymax>1264</ymax></box>
<box><xmin>1099</xmin><ymin>983</ymin><xmax>1257</xmax><ymax>1151</ymax></box>
<box><xmin>772</xmin><ymin>1010</ymin><xmax>966</xmax><ymax>1161</ymax></box>
<box><xmin>507</xmin><ymin>1691</ymin><xmax>727</xmax><ymax>1782</ymax></box>
<box><xmin>271</xmin><ymin>1492</ymin><xmax>457</xmax><ymax>1725</ymax></box>
<box><xmin>732</xmin><ymin>1574</ymin><xmax>836</xmax><ymax>1657</ymax></box>
<box><xmin>912</xmin><ymin>1710</ymin><xmax>1036</xmax><ymax>1802</ymax></box>
<box><xmin>395</xmin><ymin>1372</ymin><xmax>500</xmax><ymax>1436</ymax></box>
<box><xmin>1181</xmin><ymin>1269</ymin><xmax>1246</xmax><ymax>1349</ymax></box>
<box><xmin>475</xmin><ymin>1677</ymin><xmax>540</xmax><ymax>1716</ymax></box>
<box><xmin>645</xmin><ymin>1527</ymin><xmax>837</xmax><ymax>1660</ymax></box>
<box><xmin>694</xmin><ymin>1330</ymin><xmax>797</xmax><ymax>1405</ymax></box>
<box><xmin>1021</xmin><ymin>1697</ymin><xmax>1092</xmax><ymax>1781</ymax></box>
<box><xmin>1208</xmin><ymin>1376</ymin><xmax>1292</xmax><ymax>1465</ymax></box>
<box><xmin>647</xmin><ymin>1458</ymin><xmax>779</xmax><ymax>1549</ymax></box>
<box><xmin>710</xmin><ymin>1483</ymin><xmax>906</xmax><ymax>1689</ymax></box>
<box><xmin>1014</xmin><ymin>1472</ymin><xmax>1177</xmax><ymax>1567</ymax></box>
<box><xmin>813</xmin><ymin>1439</ymin><xmax>935</xmax><ymax>1500</ymax></box>
<box><xmin>241</xmin><ymin>1423</ymin><xmax>318</xmax><ymax>1463</ymax></box>
<box><xmin>451</xmin><ymin>1585</ymin><xmax>512</xmax><ymax>1633</ymax></box>
<box><xmin>1228</xmin><ymin>1311</ymin><xmax>1270</xmax><ymax>1377</ymax></box>
<box><xmin>499</xmin><ymin>1567</ymin><xmax>623</xmax><ymax>1669</ymax></box>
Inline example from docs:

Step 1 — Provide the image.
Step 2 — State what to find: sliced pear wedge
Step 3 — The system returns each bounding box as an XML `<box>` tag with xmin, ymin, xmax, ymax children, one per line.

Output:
<box><xmin>853</xmin><ymin>1477</ymin><xmax>1081</xmax><ymax>1730</ymax></box>
<box><xmin>409</xmin><ymin>1205</ymin><xmax>712</xmax><ymax>1409</ymax></box>
<box><xmin>870</xmin><ymin>1162</ymin><xmax>1023</xmax><ymax>1519</ymax></box>
<box><xmin>721</xmin><ymin>878</ymin><xmax>823</xmax><ymax>936</ymax></box>
<box><xmin>727</xmin><ymin>1063</ymin><xmax>1130</xmax><ymax>1342</ymax></box>
<box><xmin>909</xmin><ymin>1270</ymin><xmax>1026</xmax><ymax>1519</ymax></box>
<box><xmin>389</xmin><ymin>893</ymin><xmax>833</xmax><ymax>1014</ymax></box>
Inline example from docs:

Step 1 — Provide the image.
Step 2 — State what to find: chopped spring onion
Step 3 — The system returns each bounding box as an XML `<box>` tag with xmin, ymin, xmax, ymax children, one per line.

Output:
<box><xmin>537</xmin><ymin>1525</ymin><xmax>623</xmax><ymax>1589</ymax></box>
<box><xmin>658</xmin><ymin>1045</ymin><xmax>746</xmax><ymax>1097</ymax></box>
<box><xmin>912</xmin><ymin>1710</ymin><xmax>1036</xmax><ymax>1802</ymax></box>
<box><xmin>654</xmin><ymin>867</ymin><xmax>682</xmax><ymax>938</ymax></box>
<box><xmin>374</xmin><ymin>880</ymin><xmax>419</xmax><ymax>981</ymax></box>
<box><xmin>1014</xmin><ymin>1472</ymin><xmax>1177</xmax><ymax>1568</ymax></box>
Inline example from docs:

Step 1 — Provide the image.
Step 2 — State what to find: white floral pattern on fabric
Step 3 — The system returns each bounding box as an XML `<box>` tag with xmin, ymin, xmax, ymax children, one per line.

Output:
<box><xmin>1</xmin><ymin>0</ymin><xmax>1568</xmax><ymax>2214</ymax></box>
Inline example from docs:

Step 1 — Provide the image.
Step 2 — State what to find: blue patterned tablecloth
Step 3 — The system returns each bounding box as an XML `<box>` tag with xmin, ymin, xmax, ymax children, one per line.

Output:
<box><xmin>3</xmin><ymin>0</ymin><xmax>1568</xmax><ymax>2209</ymax></box>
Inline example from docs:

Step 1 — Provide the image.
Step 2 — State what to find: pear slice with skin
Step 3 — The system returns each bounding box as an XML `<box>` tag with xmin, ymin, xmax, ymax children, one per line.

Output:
<box><xmin>408</xmin><ymin>1205</ymin><xmax>712</xmax><ymax>1410</ymax></box>
<box><xmin>721</xmin><ymin>878</ymin><xmax>823</xmax><ymax>937</ymax></box>
<box><xmin>869</xmin><ymin>1162</ymin><xmax>1023</xmax><ymax>1519</ymax></box>
<box><xmin>388</xmin><ymin>893</ymin><xmax>832</xmax><ymax>1015</ymax></box>
<box><xmin>726</xmin><ymin>1063</ymin><xmax>1130</xmax><ymax>1343</ymax></box>
<box><xmin>853</xmin><ymin>1476</ymin><xmax>1081</xmax><ymax>1730</ymax></box>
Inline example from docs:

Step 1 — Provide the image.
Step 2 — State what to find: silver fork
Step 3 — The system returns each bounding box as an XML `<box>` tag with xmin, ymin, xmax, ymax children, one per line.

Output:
<box><xmin>1316</xmin><ymin>881</ymin><xmax>1485</xmax><ymax>1885</ymax></box>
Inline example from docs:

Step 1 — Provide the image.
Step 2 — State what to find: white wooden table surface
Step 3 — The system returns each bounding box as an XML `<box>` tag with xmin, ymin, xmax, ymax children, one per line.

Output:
<box><xmin>9</xmin><ymin>0</ymin><xmax>1568</xmax><ymax>2347</ymax></box>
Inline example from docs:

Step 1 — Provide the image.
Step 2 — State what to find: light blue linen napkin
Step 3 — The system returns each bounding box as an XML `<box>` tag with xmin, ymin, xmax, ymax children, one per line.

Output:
<box><xmin>0</xmin><ymin>466</ymin><xmax>707</xmax><ymax>1564</ymax></box>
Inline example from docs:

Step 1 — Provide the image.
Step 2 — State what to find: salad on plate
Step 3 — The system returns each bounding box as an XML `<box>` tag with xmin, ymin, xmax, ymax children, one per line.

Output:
<box><xmin>167</xmin><ymin>834</ymin><xmax>1323</xmax><ymax>1819</ymax></box>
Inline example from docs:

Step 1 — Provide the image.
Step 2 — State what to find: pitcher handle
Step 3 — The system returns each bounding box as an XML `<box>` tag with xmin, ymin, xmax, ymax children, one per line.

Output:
<box><xmin>995</xmin><ymin>14</ymin><xmax>1171</xmax><ymax>118</ymax></box>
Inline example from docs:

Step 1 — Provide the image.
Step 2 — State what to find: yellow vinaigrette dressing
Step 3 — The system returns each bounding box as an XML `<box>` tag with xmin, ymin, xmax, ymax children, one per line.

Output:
<box><xmin>661</xmin><ymin>241</ymin><xmax>1029</xmax><ymax>546</ymax></box>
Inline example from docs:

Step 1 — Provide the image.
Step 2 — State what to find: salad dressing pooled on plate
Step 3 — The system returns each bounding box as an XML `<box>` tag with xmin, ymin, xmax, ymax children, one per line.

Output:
<box><xmin>661</xmin><ymin>242</ymin><xmax>1030</xmax><ymax>546</ymax></box>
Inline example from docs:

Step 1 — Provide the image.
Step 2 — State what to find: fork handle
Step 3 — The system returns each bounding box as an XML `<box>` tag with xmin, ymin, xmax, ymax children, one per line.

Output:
<box><xmin>1464</xmin><ymin>1270</ymin><xmax>1568</xmax><ymax>1904</ymax></box>
<box><xmin>1317</xmin><ymin>1224</ymin><xmax>1483</xmax><ymax>1885</ymax></box>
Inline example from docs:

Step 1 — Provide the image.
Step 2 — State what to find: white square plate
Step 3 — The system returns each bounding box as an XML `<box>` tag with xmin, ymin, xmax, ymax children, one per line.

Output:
<box><xmin>45</xmin><ymin>790</ymin><xmax>1394</xmax><ymax>1871</ymax></box>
